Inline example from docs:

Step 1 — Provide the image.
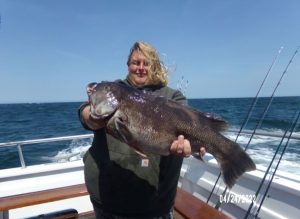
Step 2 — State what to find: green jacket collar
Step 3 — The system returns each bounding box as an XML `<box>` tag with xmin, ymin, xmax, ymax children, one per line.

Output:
<box><xmin>117</xmin><ymin>78</ymin><xmax>164</xmax><ymax>91</ymax></box>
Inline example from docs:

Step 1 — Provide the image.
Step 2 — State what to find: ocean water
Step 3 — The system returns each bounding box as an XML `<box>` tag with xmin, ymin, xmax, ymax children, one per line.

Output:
<box><xmin>0</xmin><ymin>97</ymin><xmax>299</xmax><ymax>176</ymax></box>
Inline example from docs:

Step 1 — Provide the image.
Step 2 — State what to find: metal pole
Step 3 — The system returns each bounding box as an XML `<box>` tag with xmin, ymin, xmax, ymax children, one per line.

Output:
<box><xmin>17</xmin><ymin>144</ymin><xmax>26</xmax><ymax>168</ymax></box>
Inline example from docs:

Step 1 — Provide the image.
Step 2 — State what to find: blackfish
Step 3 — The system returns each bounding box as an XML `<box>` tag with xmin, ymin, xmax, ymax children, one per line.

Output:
<box><xmin>89</xmin><ymin>81</ymin><xmax>256</xmax><ymax>188</ymax></box>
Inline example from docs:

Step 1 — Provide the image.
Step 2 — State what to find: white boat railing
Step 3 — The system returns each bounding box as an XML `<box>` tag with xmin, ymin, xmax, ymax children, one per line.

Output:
<box><xmin>0</xmin><ymin>134</ymin><xmax>93</xmax><ymax>168</ymax></box>
<box><xmin>0</xmin><ymin>129</ymin><xmax>299</xmax><ymax>169</ymax></box>
<box><xmin>227</xmin><ymin>128</ymin><xmax>300</xmax><ymax>140</ymax></box>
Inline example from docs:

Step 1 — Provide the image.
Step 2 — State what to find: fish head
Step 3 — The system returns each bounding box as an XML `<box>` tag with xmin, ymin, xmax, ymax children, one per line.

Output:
<box><xmin>89</xmin><ymin>82</ymin><xmax>121</xmax><ymax>120</ymax></box>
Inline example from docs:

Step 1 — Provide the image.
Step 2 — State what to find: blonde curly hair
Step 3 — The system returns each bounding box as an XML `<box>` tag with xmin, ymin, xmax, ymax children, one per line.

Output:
<box><xmin>127</xmin><ymin>42</ymin><xmax>168</xmax><ymax>86</ymax></box>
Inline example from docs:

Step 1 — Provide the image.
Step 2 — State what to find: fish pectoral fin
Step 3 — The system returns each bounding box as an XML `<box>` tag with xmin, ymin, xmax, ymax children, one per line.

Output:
<box><xmin>114</xmin><ymin>116</ymin><xmax>147</xmax><ymax>158</ymax></box>
<box><xmin>114</xmin><ymin>116</ymin><xmax>132</xmax><ymax>144</ymax></box>
<box><xmin>133</xmin><ymin>149</ymin><xmax>148</xmax><ymax>158</ymax></box>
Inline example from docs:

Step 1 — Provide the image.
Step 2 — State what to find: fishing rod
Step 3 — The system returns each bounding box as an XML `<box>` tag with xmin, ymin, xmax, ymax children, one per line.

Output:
<box><xmin>214</xmin><ymin>46</ymin><xmax>299</xmax><ymax>210</ymax></box>
<box><xmin>243</xmin><ymin>46</ymin><xmax>299</xmax><ymax>218</ymax></box>
<box><xmin>253</xmin><ymin>110</ymin><xmax>300</xmax><ymax>218</ymax></box>
<box><xmin>244</xmin><ymin>46</ymin><xmax>299</xmax><ymax>152</ymax></box>
<box><xmin>234</xmin><ymin>46</ymin><xmax>283</xmax><ymax>143</ymax></box>
<box><xmin>244</xmin><ymin>111</ymin><xmax>299</xmax><ymax>218</ymax></box>
<box><xmin>177</xmin><ymin>76</ymin><xmax>189</xmax><ymax>96</ymax></box>
<box><xmin>206</xmin><ymin>47</ymin><xmax>283</xmax><ymax>204</ymax></box>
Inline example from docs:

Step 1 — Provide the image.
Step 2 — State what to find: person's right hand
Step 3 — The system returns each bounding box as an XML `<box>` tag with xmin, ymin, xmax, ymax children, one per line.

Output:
<box><xmin>170</xmin><ymin>135</ymin><xmax>206</xmax><ymax>158</ymax></box>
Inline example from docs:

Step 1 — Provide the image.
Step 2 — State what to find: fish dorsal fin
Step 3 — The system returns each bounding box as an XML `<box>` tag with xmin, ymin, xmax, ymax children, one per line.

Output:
<box><xmin>203</xmin><ymin>112</ymin><xmax>228</xmax><ymax>132</ymax></box>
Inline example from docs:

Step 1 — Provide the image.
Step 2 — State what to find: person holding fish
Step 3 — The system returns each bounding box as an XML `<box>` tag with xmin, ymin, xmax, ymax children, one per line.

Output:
<box><xmin>79</xmin><ymin>41</ymin><xmax>206</xmax><ymax>219</ymax></box>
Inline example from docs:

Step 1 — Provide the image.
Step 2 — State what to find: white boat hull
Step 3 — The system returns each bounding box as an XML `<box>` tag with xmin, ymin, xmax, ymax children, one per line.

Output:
<box><xmin>180</xmin><ymin>157</ymin><xmax>300</xmax><ymax>219</ymax></box>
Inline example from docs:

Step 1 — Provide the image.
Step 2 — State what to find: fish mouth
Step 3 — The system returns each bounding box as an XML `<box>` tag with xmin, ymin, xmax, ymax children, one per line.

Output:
<box><xmin>90</xmin><ymin>105</ymin><xmax>117</xmax><ymax>122</ymax></box>
<box><xmin>90</xmin><ymin>113</ymin><xmax>110</xmax><ymax>120</ymax></box>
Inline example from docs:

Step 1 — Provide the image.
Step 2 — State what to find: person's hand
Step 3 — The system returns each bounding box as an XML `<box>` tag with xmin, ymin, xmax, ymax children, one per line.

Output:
<box><xmin>170</xmin><ymin>135</ymin><xmax>191</xmax><ymax>157</ymax></box>
<box><xmin>81</xmin><ymin>104</ymin><xmax>105</xmax><ymax>130</ymax></box>
<box><xmin>170</xmin><ymin>135</ymin><xmax>206</xmax><ymax>158</ymax></box>
<box><xmin>81</xmin><ymin>82</ymin><xmax>107</xmax><ymax>130</ymax></box>
<box><xmin>86</xmin><ymin>82</ymin><xmax>97</xmax><ymax>102</ymax></box>
<box><xmin>199</xmin><ymin>147</ymin><xmax>206</xmax><ymax>157</ymax></box>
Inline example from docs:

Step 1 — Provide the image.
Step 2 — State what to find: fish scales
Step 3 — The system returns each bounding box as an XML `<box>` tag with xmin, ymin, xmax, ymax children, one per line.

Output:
<box><xmin>89</xmin><ymin>81</ymin><xmax>256</xmax><ymax>188</ymax></box>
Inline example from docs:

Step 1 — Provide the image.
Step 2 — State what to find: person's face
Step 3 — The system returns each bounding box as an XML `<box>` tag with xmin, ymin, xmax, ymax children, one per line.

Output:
<box><xmin>127</xmin><ymin>51</ymin><xmax>150</xmax><ymax>86</ymax></box>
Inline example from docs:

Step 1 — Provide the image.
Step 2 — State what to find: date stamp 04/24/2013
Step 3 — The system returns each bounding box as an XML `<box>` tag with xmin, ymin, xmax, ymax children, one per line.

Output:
<box><xmin>219</xmin><ymin>193</ymin><xmax>256</xmax><ymax>204</ymax></box>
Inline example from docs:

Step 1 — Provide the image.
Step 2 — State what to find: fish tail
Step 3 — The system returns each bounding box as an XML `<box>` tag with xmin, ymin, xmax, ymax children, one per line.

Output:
<box><xmin>217</xmin><ymin>142</ymin><xmax>256</xmax><ymax>188</ymax></box>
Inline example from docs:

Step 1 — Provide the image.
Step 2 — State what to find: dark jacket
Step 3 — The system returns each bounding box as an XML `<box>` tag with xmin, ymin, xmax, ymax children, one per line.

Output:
<box><xmin>78</xmin><ymin>79</ymin><xmax>186</xmax><ymax>217</ymax></box>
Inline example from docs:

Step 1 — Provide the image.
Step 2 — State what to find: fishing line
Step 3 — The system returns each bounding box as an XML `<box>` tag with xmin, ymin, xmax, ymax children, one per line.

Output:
<box><xmin>206</xmin><ymin>47</ymin><xmax>283</xmax><ymax>204</ymax></box>
<box><xmin>253</xmin><ymin>110</ymin><xmax>300</xmax><ymax>218</ymax></box>
<box><xmin>243</xmin><ymin>46</ymin><xmax>299</xmax><ymax>218</ymax></box>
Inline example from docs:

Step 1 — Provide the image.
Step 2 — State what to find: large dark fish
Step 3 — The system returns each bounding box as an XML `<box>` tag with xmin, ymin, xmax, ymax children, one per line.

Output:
<box><xmin>89</xmin><ymin>81</ymin><xmax>256</xmax><ymax>188</ymax></box>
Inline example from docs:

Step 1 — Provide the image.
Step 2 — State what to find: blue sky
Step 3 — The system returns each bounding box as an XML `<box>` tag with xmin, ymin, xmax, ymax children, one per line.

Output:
<box><xmin>0</xmin><ymin>0</ymin><xmax>299</xmax><ymax>103</ymax></box>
